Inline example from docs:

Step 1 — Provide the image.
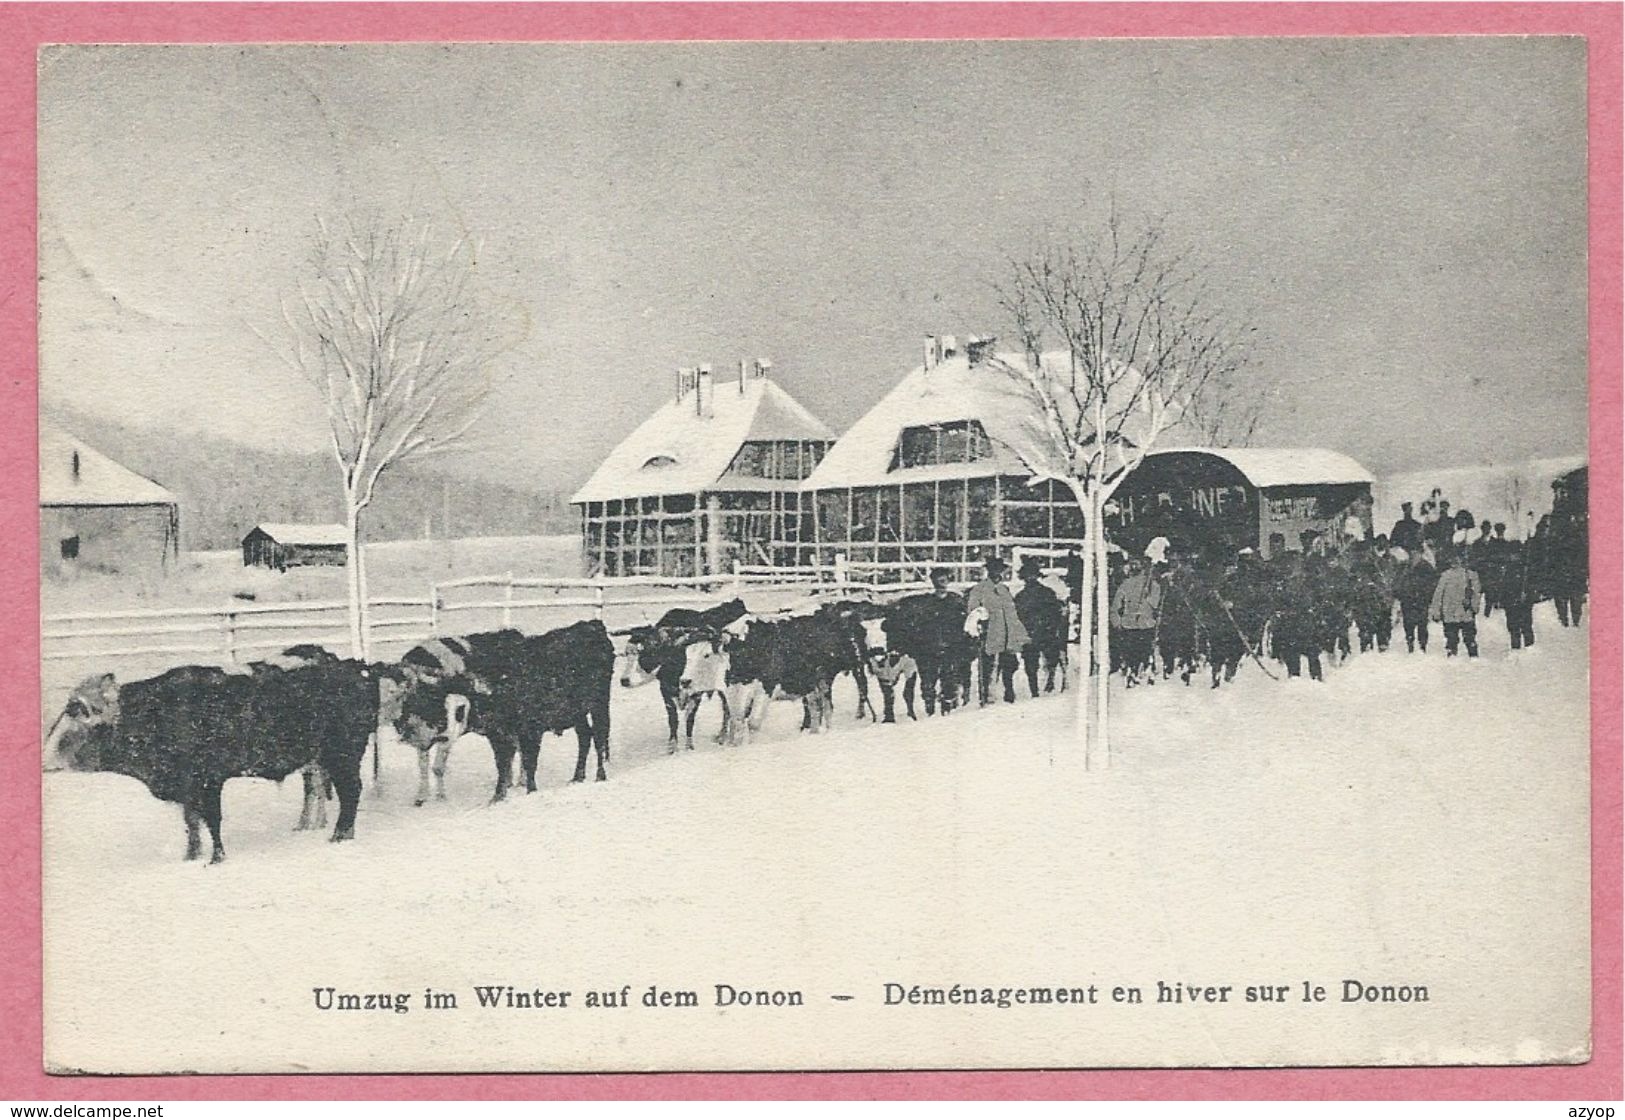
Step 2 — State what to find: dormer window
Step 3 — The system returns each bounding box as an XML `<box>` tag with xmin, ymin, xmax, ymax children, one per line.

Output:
<box><xmin>641</xmin><ymin>455</ymin><xmax>678</xmax><ymax>470</ymax></box>
<box><xmin>891</xmin><ymin>420</ymin><xmax>992</xmax><ymax>470</ymax></box>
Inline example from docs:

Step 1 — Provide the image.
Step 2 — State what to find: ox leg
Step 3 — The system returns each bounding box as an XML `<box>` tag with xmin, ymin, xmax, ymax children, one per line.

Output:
<box><xmin>820</xmin><ymin>682</ymin><xmax>835</xmax><ymax>733</ymax></box>
<box><xmin>878</xmin><ymin>679</ymin><xmax>896</xmax><ymax>723</ymax></box>
<box><xmin>183</xmin><ymin>806</ymin><xmax>203</xmax><ymax>862</ymax></box>
<box><xmin>681</xmin><ymin>699</ymin><xmax>697</xmax><ymax>753</ymax></box>
<box><xmin>592</xmin><ymin>698</ymin><xmax>611</xmax><ymax>779</ymax></box>
<box><xmin>414</xmin><ymin>747</ymin><xmax>433</xmax><ymax>807</ymax></box>
<box><xmin>853</xmin><ymin>665</ymin><xmax>872</xmax><ymax>721</ymax></box>
<box><xmin>199</xmin><ymin>785</ymin><xmax>226</xmax><ymax>865</ymax></box>
<box><xmin>662</xmin><ymin>687</ymin><xmax>680</xmax><ymax>745</ymax></box>
<box><xmin>574</xmin><ymin>719</ymin><xmax>605</xmax><ymax>782</ymax></box>
<box><xmin>432</xmin><ymin>739</ymin><xmax>454</xmax><ymax>801</ymax></box>
<box><xmin>713</xmin><ymin>692</ymin><xmax>731</xmax><ymax>745</ymax></box>
<box><xmin>296</xmin><ymin>767</ymin><xmax>317</xmax><ymax>831</ymax></box>
<box><xmin>329</xmin><ymin>763</ymin><xmax>361</xmax><ymax>843</ymax></box>
<box><xmin>489</xmin><ymin>735</ymin><xmax>517</xmax><ymax>802</ymax></box>
<box><xmin>903</xmin><ymin>674</ymin><xmax>918</xmax><ymax>720</ymax></box>
<box><xmin>520</xmin><ymin>741</ymin><xmax>541</xmax><ymax>792</ymax></box>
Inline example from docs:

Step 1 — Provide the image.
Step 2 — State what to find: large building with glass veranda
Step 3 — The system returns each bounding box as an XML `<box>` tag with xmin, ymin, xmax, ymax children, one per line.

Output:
<box><xmin>800</xmin><ymin>337</ymin><xmax>1376</xmax><ymax>580</ymax></box>
<box><xmin>571</xmin><ymin>362</ymin><xmax>836</xmax><ymax>577</ymax></box>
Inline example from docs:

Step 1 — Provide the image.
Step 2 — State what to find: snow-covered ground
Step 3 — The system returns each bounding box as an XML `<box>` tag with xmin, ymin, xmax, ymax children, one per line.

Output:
<box><xmin>43</xmin><ymin>605</ymin><xmax>1590</xmax><ymax>1073</ymax></box>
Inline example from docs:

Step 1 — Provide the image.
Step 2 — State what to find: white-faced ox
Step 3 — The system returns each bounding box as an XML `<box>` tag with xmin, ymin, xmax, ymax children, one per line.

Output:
<box><xmin>44</xmin><ymin>655</ymin><xmax>384</xmax><ymax>863</ymax></box>
<box><xmin>677</xmin><ymin>614</ymin><xmax>846</xmax><ymax>747</ymax></box>
<box><xmin>615</xmin><ymin>599</ymin><xmax>746</xmax><ymax>751</ymax></box>
<box><xmin>391</xmin><ymin>622</ymin><xmax>615</xmax><ymax>802</ymax></box>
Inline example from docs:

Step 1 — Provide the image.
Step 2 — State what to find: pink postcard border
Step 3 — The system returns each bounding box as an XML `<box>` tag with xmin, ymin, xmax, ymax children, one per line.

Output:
<box><xmin>0</xmin><ymin>3</ymin><xmax>1618</xmax><ymax>1102</ymax></box>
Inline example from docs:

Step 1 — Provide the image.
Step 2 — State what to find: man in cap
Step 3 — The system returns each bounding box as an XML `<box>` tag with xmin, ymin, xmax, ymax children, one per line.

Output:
<box><xmin>966</xmin><ymin>556</ymin><xmax>1030</xmax><ymax>705</ymax></box>
<box><xmin>1429</xmin><ymin>547</ymin><xmax>1482</xmax><ymax>658</ymax></box>
<box><xmin>1390</xmin><ymin>502</ymin><xmax>1423</xmax><ymax>554</ymax></box>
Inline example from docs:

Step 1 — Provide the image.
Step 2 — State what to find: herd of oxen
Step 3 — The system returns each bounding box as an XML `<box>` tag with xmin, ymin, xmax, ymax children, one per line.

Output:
<box><xmin>43</xmin><ymin>587</ymin><xmax>1012</xmax><ymax>863</ymax></box>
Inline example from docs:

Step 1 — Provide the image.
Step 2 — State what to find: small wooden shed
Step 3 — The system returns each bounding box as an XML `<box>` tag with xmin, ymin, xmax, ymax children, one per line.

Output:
<box><xmin>241</xmin><ymin>524</ymin><xmax>349</xmax><ymax>571</ymax></box>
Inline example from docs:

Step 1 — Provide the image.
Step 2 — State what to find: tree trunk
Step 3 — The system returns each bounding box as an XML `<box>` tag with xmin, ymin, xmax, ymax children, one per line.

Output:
<box><xmin>1071</xmin><ymin>480</ymin><xmax>1094</xmax><ymax>769</ymax></box>
<box><xmin>1093</xmin><ymin>484</ymin><xmax>1111</xmax><ymax>769</ymax></box>
<box><xmin>344</xmin><ymin>496</ymin><xmax>369</xmax><ymax>661</ymax></box>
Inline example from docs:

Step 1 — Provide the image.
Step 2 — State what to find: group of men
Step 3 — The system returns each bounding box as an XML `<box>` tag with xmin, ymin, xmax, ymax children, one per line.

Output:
<box><xmin>951</xmin><ymin>555</ymin><xmax>1071</xmax><ymax>707</ymax></box>
<box><xmin>1099</xmin><ymin>494</ymin><xmax>1588</xmax><ymax>687</ymax></box>
<box><xmin>915</xmin><ymin>484</ymin><xmax>1588</xmax><ymax>702</ymax></box>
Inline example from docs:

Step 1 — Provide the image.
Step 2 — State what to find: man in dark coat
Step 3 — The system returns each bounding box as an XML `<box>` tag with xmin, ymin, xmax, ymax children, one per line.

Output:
<box><xmin>1389</xmin><ymin>502</ymin><xmax>1423</xmax><ymax>554</ymax></box>
<box><xmin>1272</xmin><ymin>552</ymin><xmax>1324</xmax><ymax>681</ymax></box>
<box><xmin>1395</xmin><ymin>550</ymin><xmax>1438</xmax><ymax>654</ymax></box>
<box><xmin>1424</xmin><ymin>499</ymin><xmax>1456</xmax><ymax>561</ymax></box>
<box><xmin>1014</xmin><ymin>556</ymin><xmax>1068</xmax><ymax>696</ymax></box>
<box><xmin>1549</xmin><ymin>511</ymin><xmax>1588</xmax><ymax>627</ymax></box>
<box><xmin>1499</xmin><ymin>538</ymin><xmax>1537</xmax><ymax>651</ymax></box>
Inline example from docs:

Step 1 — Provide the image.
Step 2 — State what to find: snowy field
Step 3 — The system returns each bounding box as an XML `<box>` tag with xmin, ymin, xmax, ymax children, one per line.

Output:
<box><xmin>43</xmin><ymin>605</ymin><xmax>1590</xmax><ymax>1073</ymax></box>
<box><xmin>42</xmin><ymin>534</ymin><xmax>586</xmax><ymax>614</ymax></box>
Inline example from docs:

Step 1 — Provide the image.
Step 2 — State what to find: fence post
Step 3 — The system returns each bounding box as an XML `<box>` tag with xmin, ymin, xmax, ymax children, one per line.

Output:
<box><xmin>429</xmin><ymin>583</ymin><xmax>440</xmax><ymax>637</ymax></box>
<box><xmin>731</xmin><ymin>558</ymin><xmax>744</xmax><ymax>598</ymax></box>
<box><xmin>224</xmin><ymin>611</ymin><xmax>237</xmax><ymax>664</ymax></box>
<box><xmin>594</xmin><ymin>577</ymin><xmax>605</xmax><ymax>621</ymax></box>
<box><xmin>833</xmin><ymin>552</ymin><xmax>849</xmax><ymax>592</ymax></box>
<box><xmin>502</xmin><ymin>571</ymin><xmax>514</xmax><ymax>628</ymax></box>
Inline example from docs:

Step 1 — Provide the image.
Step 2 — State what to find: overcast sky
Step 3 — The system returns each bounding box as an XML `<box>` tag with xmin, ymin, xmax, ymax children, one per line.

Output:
<box><xmin>38</xmin><ymin>38</ymin><xmax>1588</xmax><ymax>491</ymax></box>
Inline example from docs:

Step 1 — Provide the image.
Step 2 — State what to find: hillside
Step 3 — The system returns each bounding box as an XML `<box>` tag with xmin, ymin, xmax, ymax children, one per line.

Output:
<box><xmin>41</xmin><ymin>406</ymin><xmax>578</xmax><ymax>549</ymax></box>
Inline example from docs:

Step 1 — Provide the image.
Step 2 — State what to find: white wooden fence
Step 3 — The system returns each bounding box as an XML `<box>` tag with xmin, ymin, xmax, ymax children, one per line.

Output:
<box><xmin>41</xmin><ymin>557</ymin><xmax>940</xmax><ymax>688</ymax></box>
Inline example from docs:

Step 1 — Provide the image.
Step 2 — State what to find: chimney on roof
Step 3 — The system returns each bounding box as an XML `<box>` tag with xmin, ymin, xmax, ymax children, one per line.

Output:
<box><xmin>739</xmin><ymin>358</ymin><xmax>747</xmax><ymax>394</ymax></box>
<box><xmin>924</xmin><ymin>335</ymin><xmax>936</xmax><ymax>371</ymax></box>
<box><xmin>941</xmin><ymin>334</ymin><xmax>958</xmax><ymax>360</ymax></box>
<box><xmin>71</xmin><ymin>449</ymin><xmax>80</xmax><ymax>481</ymax></box>
<box><xmin>696</xmin><ymin>364</ymin><xmax>713</xmax><ymax>417</ymax></box>
<box><xmin>752</xmin><ymin>358</ymin><xmax>772</xmax><ymax>380</ymax></box>
<box><xmin>676</xmin><ymin>367</ymin><xmax>698</xmax><ymax>404</ymax></box>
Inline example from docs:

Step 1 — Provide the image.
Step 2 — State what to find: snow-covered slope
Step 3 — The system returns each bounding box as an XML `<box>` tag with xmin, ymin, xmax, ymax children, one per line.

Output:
<box><xmin>43</xmin><ymin>606</ymin><xmax>1591</xmax><ymax>1073</ymax></box>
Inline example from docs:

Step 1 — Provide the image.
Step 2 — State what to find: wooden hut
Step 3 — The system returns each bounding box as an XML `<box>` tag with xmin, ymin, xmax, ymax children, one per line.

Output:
<box><xmin>241</xmin><ymin>524</ymin><xmax>348</xmax><ymax>570</ymax></box>
<box><xmin>40</xmin><ymin>423</ymin><xmax>179</xmax><ymax>577</ymax></box>
<box><xmin>571</xmin><ymin>362</ymin><xmax>836</xmax><ymax>577</ymax></box>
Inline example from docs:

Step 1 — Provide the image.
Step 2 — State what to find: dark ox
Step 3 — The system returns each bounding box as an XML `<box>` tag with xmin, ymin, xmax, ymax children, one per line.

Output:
<box><xmin>392</xmin><ymin>620</ymin><xmax>614</xmax><ymax>802</ymax></box>
<box><xmin>677</xmin><ymin>612</ymin><xmax>850</xmax><ymax>746</ymax></box>
<box><xmin>616</xmin><ymin>599</ymin><xmax>746</xmax><ymax>752</ymax></box>
<box><xmin>44</xmin><ymin>655</ymin><xmax>383</xmax><ymax>863</ymax></box>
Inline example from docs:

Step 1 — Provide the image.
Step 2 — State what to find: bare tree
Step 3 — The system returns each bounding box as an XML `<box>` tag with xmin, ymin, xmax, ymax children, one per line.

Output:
<box><xmin>991</xmin><ymin>213</ymin><xmax>1254</xmax><ymax>768</ymax></box>
<box><xmin>264</xmin><ymin>214</ymin><xmax>512</xmax><ymax>658</ymax></box>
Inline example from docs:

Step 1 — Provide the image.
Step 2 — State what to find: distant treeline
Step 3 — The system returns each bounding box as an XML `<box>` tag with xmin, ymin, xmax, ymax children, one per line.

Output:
<box><xmin>47</xmin><ymin>407</ymin><xmax>578</xmax><ymax>550</ymax></box>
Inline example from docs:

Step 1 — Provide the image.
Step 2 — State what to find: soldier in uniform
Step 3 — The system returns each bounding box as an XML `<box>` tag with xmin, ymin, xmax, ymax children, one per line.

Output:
<box><xmin>1351</xmin><ymin>539</ymin><xmax>1397</xmax><ymax>653</ymax></box>
<box><xmin>1157</xmin><ymin>549</ymin><xmax>1203</xmax><ymax>685</ymax></box>
<box><xmin>1272</xmin><ymin>551</ymin><xmax>1324</xmax><ymax>681</ymax></box>
<box><xmin>1499</xmin><ymin>538</ymin><xmax>1538</xmax><ymax>651</ymax></box>
<box><xmin>1395</xmin><ymin>549</ymin><xmax>1438</xmax><ymax>653</ymax></box>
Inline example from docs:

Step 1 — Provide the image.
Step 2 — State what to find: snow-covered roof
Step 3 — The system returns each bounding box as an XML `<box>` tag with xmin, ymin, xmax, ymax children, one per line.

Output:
<box><xmin>572</xmin><ymin>377</ymin><xmax>835</xmax><ymax>503</ymax></box>
<box><xmin>247</xmin><ymin>523</ymin><xmax>348</xmax><ymax>547</ymax></box>
<box><xmin>804</xmin><ymin>352</ymin><xmax>1377</xmax><ymax>492</ymax></box>
<box><xmin>803</xmin><ymin>352</ymin><xmax>1052</xmax><ymax>490</ymax></box>
<box><xmin>39</xmin><ymin>422</ymin><xmax>178</xmax><ymax>508</ymax></box>
<box><xmin>1149</xmin><ymin>447</ymin><xmax>1376</xmax><ymax>488</ymax></box>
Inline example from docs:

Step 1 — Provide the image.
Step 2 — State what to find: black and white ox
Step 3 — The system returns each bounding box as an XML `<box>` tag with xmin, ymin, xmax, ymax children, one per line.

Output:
<box><xmin>44</xmin><ymin>654</ymin><xmax>384</xmax><ymax>863</ymax></box>
<box><xmin>676</xmin><ymin>612</ymin><xmax>849</xmax><ymax>747</ymax></box>
<box><xmin>391</xmin><ymin>621</ymin><xmax>615</xmax><ymax>802</ymax></box>
<box><xmin>615</xmin><ymin>599</ymin><xmax>746</xmax><ymax>752</ymax></box>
